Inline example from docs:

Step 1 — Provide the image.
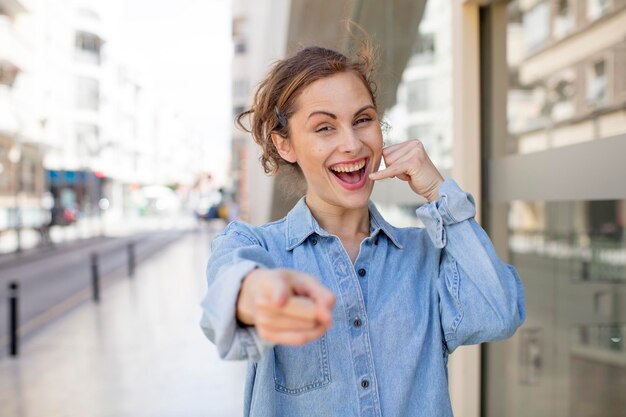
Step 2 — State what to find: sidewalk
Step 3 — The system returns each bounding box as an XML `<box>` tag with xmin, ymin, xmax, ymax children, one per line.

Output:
<box><xmin>0</xmin><ymin>228</ymin><xmax>247</xmax><ymax>417</ymax></box>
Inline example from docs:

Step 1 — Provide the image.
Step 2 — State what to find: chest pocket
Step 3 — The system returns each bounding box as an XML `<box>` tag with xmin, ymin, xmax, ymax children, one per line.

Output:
<box><xmin>272</xmin><ymin>334</ymin><xmax>331</xmax><ymax>395</ymax></box>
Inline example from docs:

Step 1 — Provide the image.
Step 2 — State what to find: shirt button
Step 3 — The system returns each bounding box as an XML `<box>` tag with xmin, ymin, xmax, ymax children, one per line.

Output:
<box><xmin>353</xmin><ymin>318</ymin><xmax>362</xmax><ymax>328</ymax></box>
<box><xmin>358</xmin><ymin>268</ymin><xmax>366</xmax><ymax>277</ymax></box>
<box><xmin>361</xmin><ymin>379</ymin><xmax>370</xmax><ymax>389</ymax></box>
<box><xmin>311</xmin><ymin>238</ymin><xmax>317</xmax><ymax>245</ymax></box>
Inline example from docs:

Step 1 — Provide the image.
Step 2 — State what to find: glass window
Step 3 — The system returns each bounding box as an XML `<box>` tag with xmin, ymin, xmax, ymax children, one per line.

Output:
<box><xmin>586</xmin><ymin>59</ymin><xmax>607</xmax><ymax>106</ymax></box>
<box><xmin>235</xmin><ymin>41</ymin><xmax>247</xmax><ymax>54</ymax></box>
<box><xmin>233</xmin><ymin>79</ymin><xmax>250</xmax><ymax>97</ymax></box>
<box><xmin>485</xmin><ymin>199</ymin><xmax>626</xmax><ymax>417</ymax></box>
<box><xmin>553</xmin><ymin>0</ymin><xmax>575</xmax><ymax>39</ymax></box>
<box><xmin>232</xmin><ymin>105</ymin><xmax>245</xmax><ymax>118</ymax></box>
<box><xmin>75</xmin><ymin>31</ymin><xmax>102</xmax><ymax>65</ymax></box>
<box><xmin>412</xmin><ymin>32</ymin><xmax>435</xmax><ymax>63</ymax></box>
<box><xmin>506</xmin><ymin>0</ymin><xmax>626</xmax><ymax>155</ymax></box>
<box><xmin>75</xmin><ymin>77</ymin><xmax>100</xmax><ymax>110</ymax></box>
<box><xmin>75</xmin><ymin>123</ymin><xmax>99</xmax><ymax>158</ymax></box>
<box><xmin>20</xmin><ymin>155</ymin><xmax>38</xmax><ymax>193</ymax></box>
<box><xmin>587</xmin><ymin>0</ymin><xmax>612</xmax><ymax>20</ymax></box>
<box><xmin>0</xmin><ymin>143</ymin><xmax>10</xmax><ymax>193</ymax></box>
<box><xmin>406</xmin><ymin>79</ymin><xmax>430</xmax><ymax>112</ymax></box>
<box><xmin>522</xmin><ymin>1</ymin><xmax>550</xmax><ymax>52</ymax></box>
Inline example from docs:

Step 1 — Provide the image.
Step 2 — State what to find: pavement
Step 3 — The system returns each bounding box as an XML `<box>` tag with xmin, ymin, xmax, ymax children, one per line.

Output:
<box><xmin>0</xmin><ymin>227</ymin><xmax>247</xmax><ymax>417</ymax></box>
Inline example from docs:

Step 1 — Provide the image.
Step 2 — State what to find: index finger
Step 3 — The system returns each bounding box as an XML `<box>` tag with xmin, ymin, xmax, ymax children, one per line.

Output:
<box><xmin>290</xmin><ymin>272</ymin><xmax>335</xmax><ymax>305</ymax></box>
<box><xmin>289</xmin><ymin>271</ymin><xmax>336</xmax><ymax>322</ymax></box>
<box><xmin>369</xmin><ymin>164</ymin><xmax>404</xmax><ymax>181</ymax></box>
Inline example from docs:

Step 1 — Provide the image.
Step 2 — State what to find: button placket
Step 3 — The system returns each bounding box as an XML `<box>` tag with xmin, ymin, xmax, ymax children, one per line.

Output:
<box><xmin>328</xmin><ymin>237</ymin><xmax>379</xmax><ymax>416</ymax></box>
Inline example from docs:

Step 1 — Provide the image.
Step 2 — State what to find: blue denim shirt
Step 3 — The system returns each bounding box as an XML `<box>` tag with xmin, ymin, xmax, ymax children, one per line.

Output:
<box><xmin>200</xmin><ymin>179</ymin><xmax>525</xmax><ymax>417</ymax></box>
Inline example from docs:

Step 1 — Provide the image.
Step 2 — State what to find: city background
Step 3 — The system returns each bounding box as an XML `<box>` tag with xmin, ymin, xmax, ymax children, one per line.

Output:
<box><xmin>1</xmin><ymin>0</ymin><xmax>625</xmax><ymax>416</ymax></box>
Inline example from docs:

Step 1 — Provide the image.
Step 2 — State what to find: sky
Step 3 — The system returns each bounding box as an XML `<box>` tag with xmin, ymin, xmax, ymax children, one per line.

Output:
<box><xmin>115</xmin><ymin>0</ymin><xmax>233</xmax><ymax>184</ymax></box>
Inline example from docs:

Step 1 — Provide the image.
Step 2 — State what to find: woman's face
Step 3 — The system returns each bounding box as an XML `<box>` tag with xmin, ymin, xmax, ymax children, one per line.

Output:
<box><xmin>274</xmin><ymin>71</ymin><xmax>383</xmax><ymax>212</ymax></box>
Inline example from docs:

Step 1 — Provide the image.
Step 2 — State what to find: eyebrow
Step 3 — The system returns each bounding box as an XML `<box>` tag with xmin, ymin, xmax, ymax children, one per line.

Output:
<box><xmin>307</xmin><ymin>104</ymin><xmax>376</xmax><ymax>121</ymax></box>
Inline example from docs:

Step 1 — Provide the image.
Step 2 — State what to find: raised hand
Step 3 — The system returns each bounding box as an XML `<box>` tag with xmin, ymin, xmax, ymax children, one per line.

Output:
<box><xmin>369</xmin><ymin>140</ymin><xmax>444</xmax><ymax>202</ymax></box>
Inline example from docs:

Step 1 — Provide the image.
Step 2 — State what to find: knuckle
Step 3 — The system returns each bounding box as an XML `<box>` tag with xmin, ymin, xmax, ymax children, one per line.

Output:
<box><xmin>295</xmin><ymin>334</ymin><xmax>309</xmax><ymax>345</ymax></box>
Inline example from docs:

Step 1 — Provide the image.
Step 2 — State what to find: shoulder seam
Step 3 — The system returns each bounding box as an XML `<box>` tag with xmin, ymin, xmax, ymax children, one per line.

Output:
<box><xmin>260</xmin><ymin>217</ymin><xmax>287</xmax><ymax>229</ymax></box>
<box><xmin>231</xmin><ymin>230</ymin><xmax>260</xmax><ymax>245</ymax></box>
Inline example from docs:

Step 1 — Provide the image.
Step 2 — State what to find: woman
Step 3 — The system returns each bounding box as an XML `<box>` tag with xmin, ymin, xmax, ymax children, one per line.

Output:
<box><xmin>200</xmin><ymin>45</ymin><xmax>525</xmax><ymax>417</ymax></box>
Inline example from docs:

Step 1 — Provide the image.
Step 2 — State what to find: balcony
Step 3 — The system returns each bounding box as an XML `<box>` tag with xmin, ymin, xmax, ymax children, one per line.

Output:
<box><xmin>0</xmin><ymin>15</ymin><xmax>28</xmax><ymax>74</ymax></box>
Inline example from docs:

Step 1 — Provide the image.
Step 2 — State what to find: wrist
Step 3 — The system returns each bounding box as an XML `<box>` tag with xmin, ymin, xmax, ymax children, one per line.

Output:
<box><xmin>236</xmin><ymin>272</ymin><xmax>258</xmax><ymax>326</ymax></box>
<box><xmin>425</xmin><ymin>178</ymin><xmax>445</xmax><ymax>202</ymax></box>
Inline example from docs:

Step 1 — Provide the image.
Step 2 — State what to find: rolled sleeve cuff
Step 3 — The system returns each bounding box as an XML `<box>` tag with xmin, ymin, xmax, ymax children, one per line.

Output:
<box><xmin>200</xmin><ymin>260</ymin><xmax>274</xmax><ymax>361</ymax></box>
<box><xmin>415</xmin><ymin>178</ymin><xmax>477</xmax><ymax>248</ymax></box>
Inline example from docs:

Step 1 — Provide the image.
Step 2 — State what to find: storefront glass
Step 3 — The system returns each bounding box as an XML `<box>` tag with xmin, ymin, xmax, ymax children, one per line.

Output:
<box><xmin>485</xmin><ymin>199</ymin><xmax>626</xmax><ymax>417</ymax></box>
<box><xmin>484</xmin><ymin>1</ymin><xmax>626</xmax><ymax>415</ymax></box>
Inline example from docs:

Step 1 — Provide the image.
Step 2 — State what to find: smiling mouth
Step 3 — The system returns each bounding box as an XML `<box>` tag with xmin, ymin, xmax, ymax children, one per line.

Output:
<box><xmin>328</xmin><ymin>158</ymin><xmax>368</xmax><ymax>186</ymax></box>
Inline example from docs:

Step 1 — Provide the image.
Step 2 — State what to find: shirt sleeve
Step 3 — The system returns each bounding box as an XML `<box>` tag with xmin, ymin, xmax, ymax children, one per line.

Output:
<box><xmin>415</xmin><ymin>179</ymin><xmax>526</xmax><ymax>353</ymax></box>
<box><xmin>199</xmin><ymin>222</ymin><xmax>276</xmax><ymax>361</ymax></box>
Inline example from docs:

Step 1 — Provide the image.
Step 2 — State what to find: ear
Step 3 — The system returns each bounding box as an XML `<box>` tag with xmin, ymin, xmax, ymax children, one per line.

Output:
<box><xmin>271</xmin><ymin>132</ymin><xmax>297</xmax><ymax>163</ymax></box>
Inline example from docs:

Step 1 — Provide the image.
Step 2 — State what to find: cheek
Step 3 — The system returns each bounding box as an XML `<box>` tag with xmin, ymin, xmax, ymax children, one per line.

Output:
<box><xmin>296</xmin><ymin>144</ymin><xmax>328</xmax><ymax>171</ymax></box>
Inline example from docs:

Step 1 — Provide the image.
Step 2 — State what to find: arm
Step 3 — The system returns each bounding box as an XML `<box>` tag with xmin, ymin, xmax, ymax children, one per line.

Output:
<box><xmin>200</xmin><ymin>222</ymin><xmax>336</xmax><ymax>361</ymax></box>
<box><xmin>416</xmin><ymin>179</ymin><xmax>526</xmax><ymax>353</ymax></box>
<box><xmin>199</xmin><ymin>222</ymin><xmax>276</xmax><ymax>361</ymax></box>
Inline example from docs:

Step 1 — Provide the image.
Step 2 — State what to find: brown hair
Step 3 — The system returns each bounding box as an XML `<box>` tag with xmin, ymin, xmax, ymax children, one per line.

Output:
<box><xmin>236</xmin><ymin>41</ymin><xmax>378</xmax><ymax>175</ymax></box>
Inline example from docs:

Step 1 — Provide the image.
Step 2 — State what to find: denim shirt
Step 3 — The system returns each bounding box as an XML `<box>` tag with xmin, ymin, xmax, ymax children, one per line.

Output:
<box><xmin>200</xmin><ymin>179</ymin><xmax>525</xmax><ymax>417</ymax></box>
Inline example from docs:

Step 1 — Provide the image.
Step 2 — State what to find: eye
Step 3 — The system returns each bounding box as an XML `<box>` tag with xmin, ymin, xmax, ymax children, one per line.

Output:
<box><xmin>315</xmin><ymin>125</ymin><xmax>333</xmax><ymax>133</ymax></box>
<box><xmin>355</xmin><ymin>116</ymin><xmax>372</xmax><ymax>125</ymax></box>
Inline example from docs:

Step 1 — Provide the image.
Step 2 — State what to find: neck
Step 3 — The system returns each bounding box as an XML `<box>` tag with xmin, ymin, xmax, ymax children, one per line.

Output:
<box><xmin>304</xmin><ymin>194</ymin><xmax>370</xmax><ymax>241</ymax></box>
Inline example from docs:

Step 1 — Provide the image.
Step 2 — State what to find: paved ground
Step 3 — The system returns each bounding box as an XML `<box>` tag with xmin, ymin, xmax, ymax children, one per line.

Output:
<box><xmin>0</xmin><ymin>229</ymin><xmax>187</xmax><ymax>345</ymax></box>
<box><xmin>0</xmin><ymin>228</ymin><xmax>247</xmax><ymax>417</ymax></box>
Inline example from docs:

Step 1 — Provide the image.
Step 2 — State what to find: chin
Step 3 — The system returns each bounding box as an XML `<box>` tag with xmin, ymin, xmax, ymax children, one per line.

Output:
<box><xmin>332</xmin><ymin>187</ymin><xmax>373</xmax><ymax>210</ymax></box>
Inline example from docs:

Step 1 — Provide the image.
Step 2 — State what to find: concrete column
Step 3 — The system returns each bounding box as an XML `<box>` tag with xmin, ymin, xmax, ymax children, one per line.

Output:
<box><xmin>449</xmin><ymin>1</ymin><xmax>482</xmax><ymax>417</ymax></box>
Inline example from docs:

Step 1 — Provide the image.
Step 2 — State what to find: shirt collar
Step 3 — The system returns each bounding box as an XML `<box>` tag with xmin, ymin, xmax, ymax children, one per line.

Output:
<box><xmin>284</xmin><ymin>197</ymin><xmax>403</xmax><ymax>250</ymax></box>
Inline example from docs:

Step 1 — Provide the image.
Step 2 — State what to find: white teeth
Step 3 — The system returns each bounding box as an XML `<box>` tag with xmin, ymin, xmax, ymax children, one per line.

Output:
<box><xmin>330</xmin><ymin>160</ymin><xmax>366</xmax><ymax>173</ymax></box>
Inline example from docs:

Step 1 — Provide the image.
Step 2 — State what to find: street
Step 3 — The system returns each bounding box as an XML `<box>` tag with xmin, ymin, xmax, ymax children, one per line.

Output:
<box><xmin>0</xmin><ymin>228</ymin><xmax>247</xmax><ymax>417</ymax></box>
<box><xmin>0</xmin><ymin>229</ymin><xmax>186</xmax><ymax>348</ymax></box>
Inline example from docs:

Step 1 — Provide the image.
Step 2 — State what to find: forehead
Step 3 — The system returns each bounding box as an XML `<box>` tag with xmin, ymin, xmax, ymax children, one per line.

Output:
<box><xmin>294</xmin><ymin>72</ymin><xmax>374</xmax><ymax>114</ymax></box>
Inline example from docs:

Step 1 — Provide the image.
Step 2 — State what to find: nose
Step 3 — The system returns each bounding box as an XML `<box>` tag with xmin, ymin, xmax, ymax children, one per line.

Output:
<box><xmin>337</xmin><ymin>126</ymin><xmax>363</xmax><ymax>154</ymax></box>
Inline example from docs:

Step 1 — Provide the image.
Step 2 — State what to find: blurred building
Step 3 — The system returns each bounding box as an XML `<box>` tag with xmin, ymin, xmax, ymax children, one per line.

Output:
<box><xmin>387</xmin><ymin>0</ymin><xmax>453</xmax><ymax>174</ymax></box>
<box><xmin>231</xmin><ymin>0</ymin><xmax>626</xmax><ymax>416</ymax></box>
<box><xmin>0</xmin><ymin>0</ymin><xmax>46</xmax><ymax>248</ymax></box>
<box><xmin>230</xmin><ymin>0</ymin><xmax>291</xmax><ymax>225</ymax></box>
<box><xmin>0</xmin><ymin>0</ymin><xmax>202</xmax><ymax>249</ymax></box>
